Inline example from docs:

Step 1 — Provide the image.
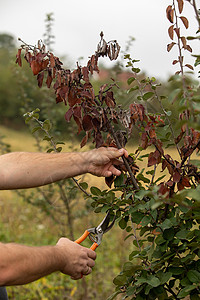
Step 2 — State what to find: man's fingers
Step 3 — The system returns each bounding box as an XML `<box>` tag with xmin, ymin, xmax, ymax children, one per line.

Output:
<box><xmin>87</xmin><ymin>249</ymin><xmax>97</xmax><ymax>260</ymax></box>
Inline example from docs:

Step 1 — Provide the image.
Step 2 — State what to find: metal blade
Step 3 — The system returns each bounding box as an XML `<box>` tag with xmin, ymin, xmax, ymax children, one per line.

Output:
<box><xmin>96</xmin><ymin>211</ymin><xmax>115</xmax><ymax>234</ymax></box>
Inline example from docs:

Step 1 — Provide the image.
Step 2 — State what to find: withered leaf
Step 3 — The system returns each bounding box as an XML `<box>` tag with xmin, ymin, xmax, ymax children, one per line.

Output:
<box><xmin>50</xmin><ymin>53</ymin><xmax>55</xmax><ymax>68</ymax></box>
<box><xmin>46</xmin><ymin>69</ymin><xmax>53</xmax><ymax>88</ymax></box>
<box><xmin>80</xmin><ymin>133</ymin><xmax>89</xmax><ymax>148</ymax></box>
<box><xmin>81</xmin><ymin>66</ymin><xmax>89</xmax><ymax>83</ymax></box>
<box><xmin>174</xmin><ymin>28</ymin><xmax>180</xmax><ymax>38</ymax></box>
<box><xmin>73</xmin><ymin>115</ymin><xmax>83</xmax><ymax>134</ymax></box>
<box><xmin>148</xmin><ymin>150</ymin><xmax>161</xmax><ymax>167</ymax></box>
<box><xmin>181</xmin><ymin>36</ymin><xmax>187</xmax><ymax>48</ymax></box>
<box><xmin>15</xmin><ymin>49</ymin><xmax>22</xmax><ymax>67</ymax></box>
<box><xmin>141</xmin><ymin>132</ymin><xmax>148</xmax><ymax>150</ymax></box>
<box><xmin>177</xmin><ymin>0</ymin><xmax>184</xmax><ymax>13</ymax></box>
<box><xmin>82</xmin><ymin>115</ymin><xmax>93</xmax><ymax>131</ymax></box>
<box><xmin>73</xmin><ymin>106</ymin><xmax>82</xmax><ymax>119</ymax></box>
<box><xmin>167</xmin><ymin>42</ymin><xmax>176</xmax><ymax>52</ymax></box>
<box><xmin>168</xmin><ymin>25</ymin><xmax>174</xmax><ymax>40</ymax></box>
<box><xmin>95</xmin><ymin>131</ymin><xmax>104</xmax><ymax>148</ymax></box>
<box><xmin>166</xmin><ymin>5</ymin><xmax>174</xmax><ymax>23</ymax></box>
<box><xmin>172</xmin><ymin>60</ymin><xmax>179</xmax><ymax>65</ymax></box>
<box><xmin>105</xmin><ymin>174</ymin><xmax>115</xmax><ymax>188</ymax></box>
<box><xmin>186</xmin><ymin>45</ymin><xmax>192</xmax><ymax>53</ymax></box>
<box><xmin>185</xmin><ymin>64</ymin><xmax>194</xmax><ymax>70</ymax></box>
<box><xmin>37</xmin><ymin>72</ymin><xmax>44</xmax><ymax>88</ymax></box>
<box><xmin>158</xmin><ymin>183</ymin><xmax>169</xmax><ymax>197</ymax></box>
<box><xmin>180</xmin><ymin>16</ymin><xmax>189</xmax><ymax>29</ymax></box>
<box><xmin>105</xmin><ymin>91</ymin><xmax>115</xmax><ymax>108</ymax></box>
<box><xmin>65</xmin><ymin>108</ymin><xmax>73</xmax><ymax>122</ymax></box>
<box><xmin>68</xmin><ymin>88</ymin><xmax>81</xmax><ymax>107</ymax></box>
<box><xmin>173</xmin><ymin>169</ymin><xmax>181</xmax><ymax>182</ymax></box>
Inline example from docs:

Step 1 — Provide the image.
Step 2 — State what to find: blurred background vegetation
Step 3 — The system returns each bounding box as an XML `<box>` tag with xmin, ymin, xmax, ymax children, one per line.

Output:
<box><xmin>0</xmin><ymin>26</ymin><xmax>199</xmax><ymax>299</ymax></box>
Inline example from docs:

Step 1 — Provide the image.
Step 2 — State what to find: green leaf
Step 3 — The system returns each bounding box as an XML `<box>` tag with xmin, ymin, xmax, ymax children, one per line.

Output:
<box><xmin>158</xmin><ymin>272</ymin><xmax>172</xmax><ymax>285</ymax></box>
<box><xmin>114</xmin><ymin>173</ymin><xmax>124</xmax><ymax>187</ymax></box>
<box><xmin>187</xmin><ymin>270</ymin><xmax>200</xmax><ymax>283</ymax></box>
<box><xmin>131</xmin><ymin>211</ymin><xmax>144</xmax><ymax>224</ymax></box>
<box><xmin>79</xmin><ymin>182</ymin><xmax>88</xmax><ymax>190</ymax></box>
<box><xmin>140</xmin><ymin>215</ymin><xmax>151</xmax><ymax>226</ymax></box>
<box><xmin>31</xmin><ymin>126</ymin><xmax>41</xmax><ymax>134</ymax></box>
<box><xmin>177</xmin><ymin>285</ymin><xmax>196</xmax><ymax>298</ymax></box>
<box><xmin>159</xmin><ymin>219</ymin><xmax>173</xmax><ymax>230</ymax></box>
<box><xmin>132</xmin><ymin>67</ymin><xmax>140</xmax><ymax>73</ymax></box>
<box><xmin>56</xmin><ymin>146</ymin><xmax>62</xmax><ymax>152</ymax></box>
<box><xmin>142</xmin><ymin>92</ymin><xmax>154</xmax><ymax>101</ymax></box>
<box><xmin>127</xmin><ymin>77</ymin><xmax>136</xmax><ymax>85</ymax></box>
<box><xmin>128</xmin><ymin>86</ymin><xmax>139</xmax><ymax>93</ymax></box>
<box><xmin>163</xmin><ymin>228</ymin><xmax>175</xmax><ymax>241</ymax></box>
<box><xmin>176</xmin><ymin>230</ymin><xmax>189</xmax><ymax>240</ymax></box>
<box><xmin>146</xmin><ymin>275</ymin><xmax>160</xmax><ymax>287</ymax></box>
<box><xmin>90</xmin><ymin>186</ymin><xmax>101</xmax><ymax>196</ymax></box>
<box><xmin>113</xmin><ymin>274</ymin><xmax>127</xmax><ymax>286</ymax></box>
<box><xmin>119</xmin><ymin>218</ymin><xmax>127</xmax><ymax>229</ymax></box>
<box><xmin>107</xmin><ymin>291</ymin><xmax>122</xmax><ymax>300</ymax></box>
<box><xmin>168</xmin><ymin>266</ymin><xmax>184</xmax><ymax>275</ymax></box>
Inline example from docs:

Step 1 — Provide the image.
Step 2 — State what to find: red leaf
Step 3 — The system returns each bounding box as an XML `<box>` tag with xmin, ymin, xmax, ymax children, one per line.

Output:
<box><xmin>95</xmin><ymin>131</ymin><xmax>104</xmax><ymax>148</ymax></box>
<box><xmin>82</xmin><ymin>115</ymin><xmax>93</xmax><ymax>131</ymax></box>
<box><xmin>50</xmin><ymin>53</ymin><xmax>55</xmax><ymax>68</ymax></box>
<box><xmin>141</xmin><ymin>132</ymin><xmax>148</xmax><ymax>149</ymax></box>
<box><xmin>37</xmin><ymin>72</ymin><xmax>44</xmax><ymax>88</ymax></box>
<box><xmin>65</xmin><ymin>108</ymin><xmax>73</xmax><ymax>122</ymax></box>
<box><xmin>46</xmin><ymin>69</ymin><xmax>53</xmax><ymax>88</ymax></box>
<box><xmin>16</xmin><ymin>49</ymin><xmax>22</xmax><ymax>67</ymax></box>
<box><xmin>73</xmin><ymin>116</ymin><xmax>83</xmax><ymax>134</ymax></box>
<box><xmin>73</xmin><ymin>106</ymin><xmax>82</xmax><ymax>119</ymax></box>
<box><xmin>180</xmin><ymin>16</ymin><xmax>189</xmax><ymax>29</ymax></box>
<box><xmin>105</xmin><ymin>174</ymin><xmax>115</xmax><ymax>188</ymax></box>
<box><xmin>173</xmin><ymin>169</ymin><xmax>181</xmax><ymax>182</ymax></box>
<box><xmin>91</xmin><ymin>118</ymin><xmax>100</xmax><ymax>132</ymax></box>
<box><xmin>105</xmin><ymin>91</ymin><xmax>115</xmax><ymax>108</ymax></box>
<box><xmin>158</xmin><ymin>183</ymin><xmax>169</xmax><ymax>197</ymax></box>
<box><xmin>181</xmin><ymin>176</ymin><xmax>191</xmax><ymax>187</ymax></box>
<box><xmin>81</xmin><ymin>66</ymin><xmax>89</xmax><ymax>83</ymax></box>
<box><xmin>149</xmin><ymin>129</ymin><xmax>156</xmax><ymax>139</ymax></box>
<box><xmin>148</xmin><ymin>151</ymin><xmax>161</xmax><ymax>167</ymax></box>
<box><xmin>80</xmin><ymin>133</ymin><xmax>89</xmax><ymax>148</ymax></box>
<box><xmin>57</xmin><ymin>86</ymin><xmax>69</xmax><ymax>104</ymax></box>
<box><xmin>68</xmin><ymin>88</ymin><xmax>81</xmax><ymax>107</ymax></box>
<box><xmin>31</xmin><ymin>60</ymin><xmax>42</xmax><ymax>75</ymax></box>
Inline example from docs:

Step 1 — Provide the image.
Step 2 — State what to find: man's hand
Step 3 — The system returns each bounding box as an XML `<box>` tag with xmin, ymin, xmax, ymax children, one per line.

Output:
<box><xmin>86</xmin><ymin>147</ymin><xmax>128</xmax><ymax>177</ymax></box>
<box><xmin>55</xmin><ymin>238</ymin><xmax>96</xmax><ymax>280</ymax></box>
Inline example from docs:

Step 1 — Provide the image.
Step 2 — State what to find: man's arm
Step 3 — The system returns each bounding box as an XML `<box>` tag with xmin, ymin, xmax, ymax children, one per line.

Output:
<box><xmin>0</xmin><ymin>238</ymin><xmax>96</xmax><ymax>285</ymax></box>
<box><xmin>0</xmin><ymin>147</ymin><xmax>128</xmax><ymax>190</ymax></box>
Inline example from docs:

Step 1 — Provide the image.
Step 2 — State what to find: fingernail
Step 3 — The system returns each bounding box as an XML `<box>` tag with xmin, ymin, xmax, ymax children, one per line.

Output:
<box><xmin>119</xmin><ymin>149</ymin><xmax>123</xmax><ymax>154</ymax></box>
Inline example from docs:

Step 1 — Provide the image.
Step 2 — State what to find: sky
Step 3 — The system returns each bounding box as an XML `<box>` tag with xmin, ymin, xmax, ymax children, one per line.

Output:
<box><xmin>0</xmin><ymin>0</ymin><xmax>199</xmax><ymax>80</ymax></box>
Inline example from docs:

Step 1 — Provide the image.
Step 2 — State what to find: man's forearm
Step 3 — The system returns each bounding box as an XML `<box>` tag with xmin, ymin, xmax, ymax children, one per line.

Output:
<box><xmin>0</xmin><ymin>243</ymin><xmax>60</xmax><ymax>285</ymax></box>
<box><xmin>0</xmin><ymin>152</ymin><xmax>89</xmax><ymax>189</ymax></box>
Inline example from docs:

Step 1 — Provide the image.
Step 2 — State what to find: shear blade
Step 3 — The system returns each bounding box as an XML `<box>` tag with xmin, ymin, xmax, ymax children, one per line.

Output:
<box><xmin>97</xmin><ymin>211</ymin><xmax>115</xmax><ymax>234</ymax></box>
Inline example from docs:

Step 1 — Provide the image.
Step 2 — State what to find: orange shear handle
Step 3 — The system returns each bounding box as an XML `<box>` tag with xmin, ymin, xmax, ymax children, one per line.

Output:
<box><xmin>75</xmin><ymin>230</ymin><xmax>99</xmax><ymax>251</ymax></box>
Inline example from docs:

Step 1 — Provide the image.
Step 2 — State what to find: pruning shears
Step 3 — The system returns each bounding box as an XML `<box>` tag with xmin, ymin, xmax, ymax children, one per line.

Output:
<box><xmin>75</xmin><ymin>211</ymin><xmax>115</xmax><ymax>251</ymax></box>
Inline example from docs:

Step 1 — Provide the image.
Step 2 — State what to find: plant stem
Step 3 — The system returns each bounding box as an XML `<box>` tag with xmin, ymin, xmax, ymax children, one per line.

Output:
<box><xmin>106</xmin><ymin>116</ymin><xmax>139</xmax><ymax>190</ymax></box>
